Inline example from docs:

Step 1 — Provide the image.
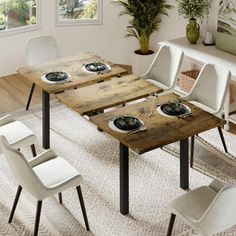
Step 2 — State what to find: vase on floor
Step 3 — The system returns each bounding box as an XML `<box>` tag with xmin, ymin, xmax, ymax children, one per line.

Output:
<box><xmin>186</xmin><ymin>18</ymin><xmax>200</xmax><ymax>44</ymax></box>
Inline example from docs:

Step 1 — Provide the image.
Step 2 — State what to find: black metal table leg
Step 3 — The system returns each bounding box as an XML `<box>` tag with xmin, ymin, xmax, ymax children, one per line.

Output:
<box><xmin>180</xmin><ymin>138</ymin><xmax>189</xmax><ymax>190</ymax></box>
<box><xmin>26</xmin><ymin>83</ymin><xmax>35</xmax><ymax>110</ymax></box>
<box><xmin>42</xmin><ymin>90</ymin><xmax>50</xmax><ymax>149</ymax></box>
<box><xmin>120</xmin><ymin>143</ymin><xmax>129</xmax><ymax>215</ymax></box>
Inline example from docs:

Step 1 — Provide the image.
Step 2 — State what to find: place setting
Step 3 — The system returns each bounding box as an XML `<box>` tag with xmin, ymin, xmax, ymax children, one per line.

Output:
<box><xmin>156</xmin><ymin>100</ymin><xmax>192</xmax><ymax>119</ymax></box>
<box><xmin>108</xmin><ymin>115</ymin><xmax>146</xmax><ymax>135</ymax></box>
<box><xmin>139</xmin><ymin>94</ymin><xmax>193</xmax><ymax>119</ymax></box>
<box><xmin>82</xmin><ymin>61</ymin><xmax>111</xmax><ymax>74</ymax></box>
<box><xmin>41</xmin><ymin>71</ymin><xmax>72</xmax><ymax>84</ymax></box>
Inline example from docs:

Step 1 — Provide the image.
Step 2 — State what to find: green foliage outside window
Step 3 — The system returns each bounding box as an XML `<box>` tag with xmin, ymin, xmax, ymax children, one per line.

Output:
<box><xmin>0</xmin><ymin>0</ymin><xmax>37</xmax><ymax>31</ymax></box>
<box><xmin>59</xmin><ymin>0</ymin><xmax>97</xmax><ymax>20</ymax></box>
<box><xmin>82</xmin><ymin>0</ymin><xmax>97</xmax><ymax>19</ymax></box>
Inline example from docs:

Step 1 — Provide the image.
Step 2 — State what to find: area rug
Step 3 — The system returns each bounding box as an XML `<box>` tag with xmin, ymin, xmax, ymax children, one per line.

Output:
<box><xmin>0</xmin><ymin>101</ymin><xmax>236</xmax><ymax>236</ymax></box>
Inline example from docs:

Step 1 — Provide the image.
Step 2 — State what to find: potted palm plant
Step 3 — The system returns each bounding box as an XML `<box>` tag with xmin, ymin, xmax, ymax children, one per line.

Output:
<box><xmin>113</xmin><ymin>0</ymin><xmax>173</xmax><ymax>75</ymax></box>
<box><xmin>176</xmin><ymin>0</ymin><xmax>212</xmax><ymax>44</ymax></box>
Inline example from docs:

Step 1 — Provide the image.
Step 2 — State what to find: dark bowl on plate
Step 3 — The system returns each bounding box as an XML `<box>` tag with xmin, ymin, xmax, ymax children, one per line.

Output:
<box><xmin>161</xmin><ymin>102</ymin><xmax>186</xmax><ymax>116</ymax></box>
<box><xmin>45</xmin><ymin>72</ymin><xmax>69</xmax><ymax>82</ymax></box>
<box><xmin>114</xmin><ymin>116</ymin><xmax>141</xmax><ymax>130</ymax></box>
<box><xmin>85</xmin><ymin>62</ymin><xmax>108</xmax><ymax>72</ymax></box>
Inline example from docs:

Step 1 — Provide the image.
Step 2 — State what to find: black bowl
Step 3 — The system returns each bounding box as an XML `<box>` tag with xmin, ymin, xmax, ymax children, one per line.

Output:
<box><xmin>45</xmin><ymin>72</ymin><xmax>69</xmax><ymax>82</ymax></box>
<box><xmin>85</xmin><ymin>62</ymin><xmax>108</xmax><ymax>72</ymax></box>
<box><xmin>114</xmin><ymin>116</ymin><xmax>141</xmax><ymax>131</ymax></box>
<box><xmin>161</xmin><ymin>102</ymin><xmax>186</xmax><ymax>116</ymax></box>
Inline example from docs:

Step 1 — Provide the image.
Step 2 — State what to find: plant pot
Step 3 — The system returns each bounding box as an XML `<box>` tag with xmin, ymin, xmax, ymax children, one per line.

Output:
<box><xmin>186</xmin><ymin>18</ymin><xmax>200</xmax><ymax>44</ymax></box>
<box><xmin>132</xmin><ymin>50</ymin><xmax>156</xmax><ymax>76</ymax></box>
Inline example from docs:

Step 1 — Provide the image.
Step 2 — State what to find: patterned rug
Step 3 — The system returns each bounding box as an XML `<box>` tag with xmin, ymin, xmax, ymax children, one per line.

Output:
<box><xmin>0</xmin><ymin>101</ymin><xmax>236</xmax><ymax>236</ymax></box>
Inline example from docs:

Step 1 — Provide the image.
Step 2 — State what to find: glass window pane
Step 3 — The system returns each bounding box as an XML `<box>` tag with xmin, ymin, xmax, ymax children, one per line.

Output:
<box><xmin>56</xmin><ymin>0</ymin><xmax>102</xmax><ymax>25</ymax></box>
<box><xmin>0</xmin><ymin>0</ymin><xmax>39</xmax><ymax>34</ymax></box>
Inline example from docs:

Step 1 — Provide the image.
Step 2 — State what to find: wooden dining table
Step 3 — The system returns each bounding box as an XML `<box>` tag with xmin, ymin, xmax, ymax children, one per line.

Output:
<box><xmin>56</xmin><ymin>74</ymin><xmax>163</xmax><ymax>116</ymax></box>
<box><xmin>90</xmin><ymin>93</ymin><xmax>222</xmax><ymax>215</ymax></box>
<box><xmin>17</xmin><ymin>52</ymin><xmax>127</xmax><ymax>148</ymax></box>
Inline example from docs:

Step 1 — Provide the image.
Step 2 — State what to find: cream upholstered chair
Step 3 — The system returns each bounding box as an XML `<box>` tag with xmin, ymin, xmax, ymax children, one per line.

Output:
<box><xmin>0</xmin><ymin>114</ymin><xmax>37</xmax><ymax>156</ymax></box>
<box><xmin>0</xmin><ymin>114</ymin><xmax>64</xmax><ymax>204</ymax></box>
<box><xmin>25</xmin><ymin>35</ymin><xmax>60</xmax><ymax>110</ymax></box>
<box><xmin>167</xmin><ymin>179</ymin><xmax>236</xmax><ymax>236</ymax></box>
<box><xmin>182</xmin><ymin>63</ymin><xmax>231</xmax><ymax>167</ymax></box>
<box><xmin>0</xmin><ymin>135</ymin><xmax>90</xmax><ymax>236</ymax></box>
<box><xmin>141</xmin><ymin>45</ymin><xmax>184</xmax><ymax>95</ymax></box>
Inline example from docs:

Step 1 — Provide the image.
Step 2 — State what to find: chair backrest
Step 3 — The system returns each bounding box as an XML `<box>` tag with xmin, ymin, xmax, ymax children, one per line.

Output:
<box><xmin>25</xmin><ymin>35</ymin><xmax>60</xmax><ymax>65</ymax></box>
<box><xmin>0</xmin><ymin>135</ymin><xmax>44</xmax><ymax>198</ymax></box>
<box><xmin>143</xmin><ymin>45</ymin><xmax>184</xmax><ymax>90</ymax></box>
<box><xmin>199</xmin><ymin>183</ymin><xmax>236</xmax><ymax>235</ymax></box>
<box><xmin>183</xmin><ymin>63</ymin><xmax>231</xmax><ymax>114</ymax></box>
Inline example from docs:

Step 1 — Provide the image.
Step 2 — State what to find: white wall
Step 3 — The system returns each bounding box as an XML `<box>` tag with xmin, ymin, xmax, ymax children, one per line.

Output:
<box><xmin>200</xmin><ymin>0</ymin><xmax>220</xmax><ymax>40</ymax></box>
<box><xmin>0</xmin><ymin>0</ymin><xmax>220</xmax><ymax>76</ymax></box>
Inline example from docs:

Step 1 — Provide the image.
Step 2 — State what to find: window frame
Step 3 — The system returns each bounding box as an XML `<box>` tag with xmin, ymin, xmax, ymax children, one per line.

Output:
<box><xmin>55</xmin><ymin>0</ymin><xmax>102</xmax><ymax>27</ymax></box>
<box><xmin>0</xmin><ymin>0</ymin><xmax>41</xmax><ymax>37</ymax></box>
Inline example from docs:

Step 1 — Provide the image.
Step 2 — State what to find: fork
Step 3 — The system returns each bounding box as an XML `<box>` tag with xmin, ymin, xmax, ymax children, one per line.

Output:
<box><xmin>178</xmin><ymin>112</ymin><xmax>193</xmax><ymax>119</ymax></box>
<box><xmin>127</xmin><ymin>126</ymin><xmax>147</xmax><ymax>135</ymax></box>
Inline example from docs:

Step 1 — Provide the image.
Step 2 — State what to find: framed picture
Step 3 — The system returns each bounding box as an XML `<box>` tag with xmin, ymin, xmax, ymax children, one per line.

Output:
<box><xmin>56</xmin><ymin>0</ymin><xmax>102</xmax><ymax>26</ymax></box>
<box><xmin>216</xmin><ymin>0</ymin><xmax>236</xmax><ymax>55</ymax></box>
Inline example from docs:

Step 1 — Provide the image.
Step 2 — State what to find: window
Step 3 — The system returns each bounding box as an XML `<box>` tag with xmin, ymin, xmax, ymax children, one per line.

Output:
<box><xmin>0</xmin><ymin>0</ymin><xmax>40</xmax><ymax>36</ymax></box>
<box><xmin>56</xmin><ymin>0</ymin><xmax>102</xmax><ymax>26</ymax></box>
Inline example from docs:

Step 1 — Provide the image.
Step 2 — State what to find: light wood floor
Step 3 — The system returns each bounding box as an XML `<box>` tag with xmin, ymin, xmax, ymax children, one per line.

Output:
<box><xmin>1</xmin><ymin>70</ymin><xmax>236</xmax><ymax>135</ymax></box>
<box><xmin>0</xmin><ymin>73</ymin><xmax>43</xmax><ymax>113</ymax></box>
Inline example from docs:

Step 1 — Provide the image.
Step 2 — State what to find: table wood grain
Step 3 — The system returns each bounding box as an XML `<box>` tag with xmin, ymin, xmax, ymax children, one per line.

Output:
<box><xmin>17</xmin><ymin>52</ymin><xmax>127</xmax><ymax>94</ymax></box>
<box><xmin>56</xmin><ymin>74</ymin><xmax>163</xmax><ymax>115</ymax></box>
<box><xmin>90</xmin><ymin>93</ymin><xmax>222</xmax><ymax>154</ymax></box>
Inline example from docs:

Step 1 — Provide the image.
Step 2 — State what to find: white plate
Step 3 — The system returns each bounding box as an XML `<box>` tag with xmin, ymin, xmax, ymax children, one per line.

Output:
<box><xmin>157</xmin><ymin>104</ymin><xmax>191</xmax><ymax>118</ymax></box>
<box><xmin>41</xmin><ymin>72</ymin><xmax>71</xmax><ymax>84</ymax></box>
<box><xmin>108</xmin><ymin>117</ymin><xmax>144</xmax><ymax>133</ymax></box>
<box><xmin>82</xmin><ymin>63</ymin><xmax>111</xmax><ymax>74</ymax></box>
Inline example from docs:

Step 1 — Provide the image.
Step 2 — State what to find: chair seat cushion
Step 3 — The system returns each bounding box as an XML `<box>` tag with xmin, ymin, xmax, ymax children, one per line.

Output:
<box><xmin>170</xmin><ymin>186</ymin><xmax>217</xmax><ymax>222</ymax></box>
<box><xmin>33</xmin><ymin>156</ymin><xmax>82</xmax><ymax>188</ymax></box>
<box><xmin>0</xmin><ymin>121</ymin><xmax>36</xmax><ymax>148</ymax></box>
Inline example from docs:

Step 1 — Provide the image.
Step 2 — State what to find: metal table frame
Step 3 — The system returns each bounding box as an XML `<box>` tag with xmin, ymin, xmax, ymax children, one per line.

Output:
<box><xmin>119</xmin><ymin>139</ymin><xmax>189</xmax><ymax>215</ymax></box>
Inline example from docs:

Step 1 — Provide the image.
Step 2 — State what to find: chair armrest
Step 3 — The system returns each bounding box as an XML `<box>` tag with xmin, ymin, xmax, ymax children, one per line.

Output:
<box><xmin>0</xmin><ymin>114</ymin><xmax>15</xmax><ymax>126</ymax></box>
<box><xmin>29</xmin><ymin>149</ymin><xmax>57</xmax><ymax>167</ymax></box>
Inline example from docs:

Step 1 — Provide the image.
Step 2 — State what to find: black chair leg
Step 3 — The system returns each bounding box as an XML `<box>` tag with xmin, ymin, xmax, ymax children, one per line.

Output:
<box><xmin>190</xmin><ymin>135</ymin><xmax>195</xmax><ymax>168</ymax></box>
<box><xmin>217</xmin><ymin>127</ymin><xmax>228</xmax><ymax>153</ymax></box>
<box><xmin>8</xmin><ymin>185</ymin><xmax>22</xmax><ymax>223</ymax></box>
<box><xmin>58</xmin><ymin>193</ymin><xmax>63</xmax><ymax>204</ymax></box>
<box><xmin>26</xmin><ymin>83</ymin><xmax>35</xmax><ymax>110</ymax></box>
<box><xmin>30</xmin><ymin>144</ymin><xmax>37</xmax><ymax>157</ymax></box>
<box><xmin>167</xmin><ymin>213</ymin><xmax>176</xmax><ymax>236</ymax></box>
<box><xmin>76</xmin><ymin>186</ymin><xmax>90</xmax><ymax>231</ymax></box>
<box><xmin>34</xmin><ymin>201</ymin><xmax>42</xmax><ymax>236</ymax></box>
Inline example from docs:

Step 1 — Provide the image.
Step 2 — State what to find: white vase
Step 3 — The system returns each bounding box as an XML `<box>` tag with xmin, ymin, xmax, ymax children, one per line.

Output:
<box><xmin>132</xmin><ymin>50</ymin><xmax>156</xmax><ymax>76</ymax></box>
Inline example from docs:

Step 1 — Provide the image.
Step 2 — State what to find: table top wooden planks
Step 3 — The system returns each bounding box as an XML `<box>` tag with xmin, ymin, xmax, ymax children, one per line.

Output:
<box><xmin>90</xmin><ymin>93</ymin><xmax>222</xmax><ymax>155</ymax></box>
<box><xmin>17</xmin><ymin>52</ymin><xmax>127</xmax><ymax>94</ymax></box>
<box><xmin>56</xmin><ymin>74</ymin><xmax>163</xmax><ymax>115</ymax></box>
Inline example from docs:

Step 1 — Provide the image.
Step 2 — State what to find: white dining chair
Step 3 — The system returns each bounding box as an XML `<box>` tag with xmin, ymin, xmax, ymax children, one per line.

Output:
<box><xmin>182</xmin><ymin>63</ymin><xmax>231</xmax><ymax>167</ymax></box>
<box><xmin>0</xmin><ymin>114</ymin><xmax>64</xmax><ymax>204</ymax></box>
<box><xmin>25</xmin><ymin>35</ymin><xmax>60</xmax><ymax>110</ymax></box>
<box><xmin>141</xmin><ymin>45</ymin><xmax>184</xmax><ymax>95</ymax></box>
<box><xmin>0</xmin><ymin>114</ymin><xmax>37</xmax><ymax>157</ymax></box>
<box><xmin>167</xmin><ymin>179</ymin><xmax>236</xmax><ymax>236</ymax></box>
<box><xmin>0</xmin><ymin>135</ymin><xmax>90</xmax><ymax>236</ymax></box>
